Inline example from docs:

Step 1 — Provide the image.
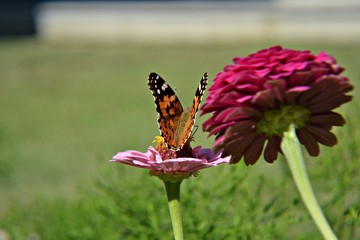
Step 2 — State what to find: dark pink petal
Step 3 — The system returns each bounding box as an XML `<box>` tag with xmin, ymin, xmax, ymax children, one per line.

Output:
<box><xmin>202</xmin><ymin>118</ymin><xmax>217</xmax><ymax>132</ymax></box>
<box><xmin>277</xmin><ymin>61</ymin><xmax>308</xmax><ymax>73</ymax></box>
<box><xmin>207</xmin><ymin>121</ymin><xmax>235</xmax><ymax>136</ymax></box>
<box><xmin>213</xmin><ymin>135</ymin><xmax>225</xmax><ymax>149</ymax></box>
<box><xmin>315</xmin><ymin>51</ymin><xmax>335</xmax><ymax>63</ymax></box>
<box><xmin>302</xmin><ymin>77</ymin><xmax>353</xmax><ymax>113</ymax></box>
<box><xmin>263</xmin><ymin>79</ymin><xmax>287</xmax><ymax>104</ymax></box>
<box><xmin>288</xmin><ymin>71</ymin><xmax>313</xmax><ymax>87</ymax></box>
<box><xmin>243</xmin><ymin>135</ymin><xmax>266</xmax><ymax>165</ymax></box>
<box><xmin>252</xmin><ymin>89</ymin><xmax>276</xmax><ymax>110</ymax></box>
<box><xmin>255</xmin><ymin>68</ymin><xmax>272</xmax><ymax>77</ymax></box>
<box><xmin>309</xmin><ymin>112</ymin><xmax>345</xmax><ymax>126</ymax></box>
<box><xmin>217</xmin><ymin>92</ymin><xmax>246</xmax><ymax>106</ymax></box>
<box><xmin>235</xmin><ymin>95</ymin><xmax>254</xmax><ymax>105</ymax></box>
<box><xmin>296</xmin><ymin>128</ymin><xmax>320</xmax><ymax>156</ymax></box>
<box><xmin>303</xmin><ymin>125</ymin><xmax>338</xmax><ymax>146</ymax></box>
<box><xmin>286</xmin><ymin>86</ymin><xmax>311</xmax><ymax>104</ymax></box>
<box><xmin>220</xmin><ymin>107</ymin><xmax>261</xmax><ymax>122</ymax></box>
<box><xmin>264</xmin><ymin>136</ymin><xmax>282</xmax><ymax>163</ymax></box>
<box><xmin>213</xmin><ymin>107</ymin><xmax>246</xmax><ymax>122</ymax></box>
<box><xmin>224</xmin><ymin>121</ymin><xmax>257</xmax><ymax>140</ymax></box>
<box><xmin>221</xmin><ymin>130</ymin><xmax>258</xmax><ymax>161</ymax></box>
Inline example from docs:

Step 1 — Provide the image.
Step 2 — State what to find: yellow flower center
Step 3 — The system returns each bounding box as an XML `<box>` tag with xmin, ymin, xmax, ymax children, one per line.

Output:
<box><xmin>153</xmin><ymin>136</ymin><xmax>177</xmax><ymax>160</ymax></box>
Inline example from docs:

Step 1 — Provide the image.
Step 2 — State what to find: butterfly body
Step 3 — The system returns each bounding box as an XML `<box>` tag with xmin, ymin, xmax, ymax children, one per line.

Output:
<box><xmin>148</xmin><ymin>72</ymin><xmax>208</xmax><ymax>150</ymax></box>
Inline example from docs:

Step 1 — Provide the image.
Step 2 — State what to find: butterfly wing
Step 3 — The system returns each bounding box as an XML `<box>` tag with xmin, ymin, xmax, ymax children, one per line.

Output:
<box><xmin>173</xmin><ymin>73</ymin><xmax>208</xmax><ymax>149</ymax></box>
<box><xmin>148</xmin><ymin>72</ymin><xmax>208</xmax><ymax>151</ymax></box>
<box><xmin>191</xmin><ymin>72</ymin><xmax>208</xmax><ymax>118</ymax></box>
<box><xmin>148</xmin><ymin>72</ymin><xmax>183</xmax><ymax>149</ymax></box>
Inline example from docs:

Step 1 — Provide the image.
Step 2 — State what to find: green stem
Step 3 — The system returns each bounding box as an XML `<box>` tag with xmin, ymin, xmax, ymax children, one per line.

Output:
<box><xmin>281</xmin><ymin>125</ymin><xmax>337</xmax><ymax>240</ymax></box>
<box><xmin>164</xmin><ymin>181</ymin><xmax>184</xmax><ymax>240</ymax></box>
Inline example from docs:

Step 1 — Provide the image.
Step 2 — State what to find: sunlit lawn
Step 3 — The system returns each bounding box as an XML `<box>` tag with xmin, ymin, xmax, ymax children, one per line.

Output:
<box><xmin>0</xmin><ymin>38</ymin><xmax>359</xmax><ymax>239</ymax></box>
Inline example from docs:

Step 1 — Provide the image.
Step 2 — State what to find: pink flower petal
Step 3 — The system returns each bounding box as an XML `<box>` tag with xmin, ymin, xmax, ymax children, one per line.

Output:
<box><xmin>111</xmin><ymin>146</ymin><xmax>230</xmax><ymax>173</ymax></box>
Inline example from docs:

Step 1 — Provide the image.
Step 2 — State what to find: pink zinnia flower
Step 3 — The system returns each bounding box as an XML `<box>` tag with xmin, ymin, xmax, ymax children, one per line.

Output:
<box><xmin>201</xmin><ymin>46</ymin><xmax>353</xmax><ymax>165</ymax></box>
<box><xmin>111</xmin><ymin>137</ymin><xmax>230</xmax><ymax>182</ymax></box>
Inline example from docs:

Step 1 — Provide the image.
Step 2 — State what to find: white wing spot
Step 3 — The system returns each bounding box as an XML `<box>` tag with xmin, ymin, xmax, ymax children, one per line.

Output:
<box><xmin>161</xmin><ymin>83</ymin><xmax>168</xmax><ymax>91</ymax></box>
<box><xmin>157</xmin><ymin>89</ymin><xmax>161</xmax><ymax>94</ymax></box>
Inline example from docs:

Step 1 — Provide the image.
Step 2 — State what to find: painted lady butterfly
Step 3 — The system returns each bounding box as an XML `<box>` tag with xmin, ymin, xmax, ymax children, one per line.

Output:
<box><xmin>148</xmin><ymin>72</ymin><xmax>208</xmax><ymax>151</ymax></box>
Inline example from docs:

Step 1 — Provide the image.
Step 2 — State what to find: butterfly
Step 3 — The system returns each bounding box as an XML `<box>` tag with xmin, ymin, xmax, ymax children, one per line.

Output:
<box><xmin>148</xmin><ymin>72</ymin><xmax>208</xmax><ymax>151</ymax></box>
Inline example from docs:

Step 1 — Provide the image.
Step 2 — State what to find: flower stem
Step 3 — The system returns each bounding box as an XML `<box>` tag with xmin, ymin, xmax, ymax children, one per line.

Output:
<box><xmin>164</xmin><ymin>181</ymin><xmax>184</xmax><ymax>240</ymax></box>
<box><xmin>281</xmin><ymin>125</ymin><xmax>337</xmax><ymax>240</ymax></box>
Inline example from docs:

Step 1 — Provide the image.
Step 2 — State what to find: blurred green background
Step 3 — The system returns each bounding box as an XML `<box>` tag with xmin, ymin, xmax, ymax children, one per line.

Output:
<box><xmin>1</xmin><ymin>1</ymin><xmax>359</xmax><ymax>239</ymax></box>
<box><xmin>0</xmin><ymin>38</ymin><xmax>359</xmax><ymax>239</ymax></box>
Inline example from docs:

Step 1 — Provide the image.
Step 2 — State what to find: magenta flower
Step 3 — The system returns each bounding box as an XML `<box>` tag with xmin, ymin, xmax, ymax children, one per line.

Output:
<box><xmin>111</xmin><ymin>138</ymin><xmax>230</xmax><ymax>182</ymax></box>
<box><xmin>201</xmin><ymin>46</ymin><xmax>353</xmax><ymax>165</ymax></box>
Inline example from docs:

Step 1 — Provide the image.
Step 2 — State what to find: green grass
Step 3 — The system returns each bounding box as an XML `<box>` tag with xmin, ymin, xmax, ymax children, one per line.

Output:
<box><xmin>0</xmin><ymin>38</ymin><xmax>359</xmax><ymax>239</ymax></box>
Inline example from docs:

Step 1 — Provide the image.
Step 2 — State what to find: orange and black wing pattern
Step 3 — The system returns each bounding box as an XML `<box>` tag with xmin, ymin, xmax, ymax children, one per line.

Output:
<box><xmin>148</xmin><ymin>72</ymin><xmax>208</xmax><ymax>150</ymax></box>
